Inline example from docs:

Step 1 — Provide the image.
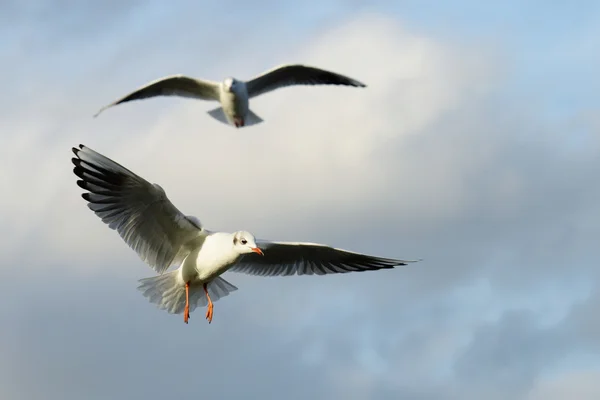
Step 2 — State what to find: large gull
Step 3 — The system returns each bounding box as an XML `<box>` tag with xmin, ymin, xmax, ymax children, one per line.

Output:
<box><xmin>71</xmin><ymin>145</ymin><xmax>417</xmax><ymax>324</ymax></box>
<box><xmin>93</xmin><ymin>64</ymin><xmax>366</xmax><ymax>128</ymax></box>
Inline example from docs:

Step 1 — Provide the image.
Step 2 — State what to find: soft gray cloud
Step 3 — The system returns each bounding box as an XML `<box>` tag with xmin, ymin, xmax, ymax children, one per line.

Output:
<box><xmin>528</xmin><ymin>370</ymin><xmax>600</xmax><ymax>400</ymax></box>
<box><xmin>452</xmin><ymin>310</ymin><xmax>571</xmax><ymax>399</ymax></box>
<box><xmin>2</xmin><ymin>4</ymin><xmax>600</xmax><ymax>400</ymax></box>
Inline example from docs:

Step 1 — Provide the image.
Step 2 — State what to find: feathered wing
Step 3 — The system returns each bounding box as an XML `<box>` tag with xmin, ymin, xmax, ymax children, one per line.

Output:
<box><xmin>72</xmin><ymin>144</ymin><xmax>206</xmax><ymax>274</ymax></box>
<box><xmin>245</xmin><ymin>64</ymin><xmax>367</xmax><ymax>98</ymax></box>
<box><xmin>229</xmin><ymin>241</ymin><xmax>419</xmax><ymax>277</ymax></box>
<box><xmin>94</xmin><ymin>75</ymin><xmax>220</xmax><ymax>117</ymax></box>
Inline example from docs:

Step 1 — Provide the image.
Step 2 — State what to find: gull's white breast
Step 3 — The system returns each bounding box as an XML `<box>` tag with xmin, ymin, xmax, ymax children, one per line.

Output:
<box><xmin>187</xmin><ymin>233</ymin><xmax>240</xmax><ymax>282</ymax></box>
<box><xmin>218</xmin><ymin>83</ymin><xmax>249</xmax><ymax>122</ymax></box>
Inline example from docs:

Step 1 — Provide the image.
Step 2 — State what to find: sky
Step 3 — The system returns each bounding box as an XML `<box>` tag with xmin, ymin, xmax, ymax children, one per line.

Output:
<box><xmin>2</xmin><ymin>1</ymin><xmax>600</xmax><ymax>399</ymax></box>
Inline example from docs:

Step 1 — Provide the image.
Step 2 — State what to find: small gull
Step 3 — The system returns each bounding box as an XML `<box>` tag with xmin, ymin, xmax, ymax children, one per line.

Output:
<box><xmin>93</xmin><ymin>64</ymin><xmax>366</xmax><ymax>128</ymax></box>
<box><xmin>72</xmin><ymin>145</ymin><xmax>418</xmax><ymax>324</ymax></box>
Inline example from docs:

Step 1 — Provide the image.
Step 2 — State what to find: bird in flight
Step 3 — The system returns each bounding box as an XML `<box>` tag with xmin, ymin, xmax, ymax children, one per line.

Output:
<box><xmin>71</xmin><ymin>145</ymin><xmax>417</xmax><ymax>324</ymax></box>
<box><xmin>93</xmin><ymin>64</ymin><xmax>366</xmax><ymax>128</ymax></box>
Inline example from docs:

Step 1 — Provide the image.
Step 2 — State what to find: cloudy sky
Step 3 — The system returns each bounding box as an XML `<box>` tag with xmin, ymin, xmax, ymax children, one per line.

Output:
<box><xmin>2</xmin><ymin>1</ymin><xmax>600</xmax><ymax>399</ymax></box>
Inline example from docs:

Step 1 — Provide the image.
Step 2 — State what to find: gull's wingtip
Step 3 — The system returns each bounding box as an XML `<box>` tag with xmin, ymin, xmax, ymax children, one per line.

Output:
<box><xmin>93</xmin><ymin>103</ymin><xmax>114</xmax><ymax>118</ymax></box>
<box><xmin>398</xmin><ymin>258</ymin><xmax>423</xmax><ymax>265</ymax></box>
<box><xmin>93</xmin><ymin>108</ymin><xmax>104</xmax><ymax>118</ymax></box>
<box><xmin>71</xmin><ymin>144</ymin><xmax>87</xmax><ymax>157</ymax></box>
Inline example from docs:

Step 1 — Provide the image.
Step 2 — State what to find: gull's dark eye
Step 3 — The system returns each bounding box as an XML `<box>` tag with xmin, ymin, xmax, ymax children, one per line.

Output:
<box><xmin>241</xmin><ymin>239</ymin><xmax>247</xmax><ymax>245</ymax></box>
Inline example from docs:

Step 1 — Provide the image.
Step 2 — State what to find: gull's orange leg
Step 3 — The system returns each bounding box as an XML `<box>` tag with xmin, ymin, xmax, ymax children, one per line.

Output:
<box><xmin>183</xmin><ymin>282</ymin><xmax>190</xmax><ymax>324</ymax></box>
<box><xmin>203</xmin><ymin>283</ymin><xmax>213</xmax><ymax>324</ymax></box>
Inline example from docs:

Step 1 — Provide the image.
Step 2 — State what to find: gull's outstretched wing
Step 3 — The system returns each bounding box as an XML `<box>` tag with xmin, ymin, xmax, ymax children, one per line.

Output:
<box><xmin>94</xmin><ymin>75</ymin><xmax>220</xmax><ymax>117</ymax></box>
<box><xmin>245</xmin><ymin>64</ymin><xmax>366</xmax><ymax>98</ymax></box>
<box><xmin>229</xmin><ymin>241</ymin><xmax>418</xmax><ymax>276</ymax></box>
<box><xmin>72</xmin><ymin>144</ymin><xmax>206</xmax><ymax>274</ymax></box>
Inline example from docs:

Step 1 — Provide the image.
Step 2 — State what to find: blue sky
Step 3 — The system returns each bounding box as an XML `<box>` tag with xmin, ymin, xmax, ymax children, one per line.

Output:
<box><xmin>2</xmin><ymin>1</ymin><xmax>600</xmax><ymax>399</ymax></box>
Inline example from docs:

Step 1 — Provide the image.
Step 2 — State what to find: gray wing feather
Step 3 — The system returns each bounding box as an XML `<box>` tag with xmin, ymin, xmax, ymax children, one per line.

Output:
<box><xmin>229</xmin><ymin>241</ymin><xmax>418</xmax><ymax>277</ymax></box>
<box><xmin>245</xmin><ymin>64</ymin><xmax>366</xmax><ymax>98</ymax></box>
<box><xmin>94</xmin><ymin>75</ymin><xmax>220</xmax><ymax>117</ymax></box>
<box><xmin>72</xmin><ymin>144</ymin><xmax>205</xmax><ymax>274</ymax></box>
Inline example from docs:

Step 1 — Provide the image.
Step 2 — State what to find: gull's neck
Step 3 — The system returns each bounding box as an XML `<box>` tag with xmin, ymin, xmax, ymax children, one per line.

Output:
<box><xmin>193</xmin><ymin>232</ymin><xmax>240</xmax><ymax>280</ymax></box>
<box><xmin>204</xmin><ymin>232</ymin><xmax>237</xmax><ymax>256</ymax></box>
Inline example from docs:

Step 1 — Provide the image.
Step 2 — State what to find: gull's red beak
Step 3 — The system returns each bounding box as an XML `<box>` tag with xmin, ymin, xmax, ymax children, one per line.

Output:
<box><xmin>251</xmin><ymin>247</ymin><xmax>264</xmax><ymax>256</ymax></box>
<box><xmin>233</xmin><ymin>117</ymin><xmax>244</xmax><ymax>128</ymax></box>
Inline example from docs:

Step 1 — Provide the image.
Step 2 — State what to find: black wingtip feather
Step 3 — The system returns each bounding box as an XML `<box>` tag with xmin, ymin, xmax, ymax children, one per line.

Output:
<box><xmin>73</xmin><ymin>166</ymin><xmax>86</xmax><ymax>181</ymax></box>
<box><xmin>72</xmin><ymin>144</ymin><xmax>85</xmax><ymax>157</ymax></box>
<box><xmin>72</xmin><ymin>153</ymin><xmax>127</xmax><ymax>186</ymax></box>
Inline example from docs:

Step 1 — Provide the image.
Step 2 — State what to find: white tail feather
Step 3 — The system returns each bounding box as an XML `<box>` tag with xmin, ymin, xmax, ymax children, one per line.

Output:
<box><xmin>206</xmin><ymin>107</ymin><xmax>264</xmax><ymax>127</ymax></box>
<box><xmin>206</xmin><ymin>107</ymin><xmax>230</xmax><ymax>125</ymax></box>
<box><xmin>137</xmin><ymin>271</ymin><xmax>238</xmax><ymax>315</ymax></box>
<box><xmin>244</xmin><ymin>109</ymin><xmax>264</xmax><ymax>126</ymax></box>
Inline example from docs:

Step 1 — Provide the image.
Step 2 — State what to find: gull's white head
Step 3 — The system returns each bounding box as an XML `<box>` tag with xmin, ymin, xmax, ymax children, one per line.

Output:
<box><xmin>232</xmin><ymin>231</ymin><xmax>263</xmax><ymax>255</ymax></box>
<box><xmin>223</xmin><ymin>77</ymin><xmax>237</xmax><ymax>92</ymax></box>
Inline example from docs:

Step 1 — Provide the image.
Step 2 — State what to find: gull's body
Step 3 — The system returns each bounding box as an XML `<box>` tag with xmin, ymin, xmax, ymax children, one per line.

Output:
<box><xmin>72</xmin><ymin>145</ymin><xmax>418</xmax><ymax>324</ymax></box>
<box><xmin>93</xmin><ymin>64</ymin><xmax>367</xmax><ymax>128</ymax></box>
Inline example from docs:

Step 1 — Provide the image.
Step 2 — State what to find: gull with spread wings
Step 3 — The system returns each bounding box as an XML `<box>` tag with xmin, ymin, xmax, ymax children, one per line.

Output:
<box><xmin>72</xmin><ymin>145</ymin><xmax>417</xmax><ymax>324</ymax></box>
<box><xmin>93</xmin><ymin>64</ymin><xmax>366</xmax><ymax>128</ymax></box>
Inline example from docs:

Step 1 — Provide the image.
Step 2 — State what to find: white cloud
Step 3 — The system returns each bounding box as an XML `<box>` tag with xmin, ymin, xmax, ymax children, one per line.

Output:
<box><xmin>3</xmin><ymin>6</ymin><xmax>600</xmax><ymax>400</ymax></box>
<box><xmin>528</xmin><ymin>370</ymin><xmax>600</xmax><ymax>400</ymax></box>
<box><xmin>0</xmin><ymin>14</ymin><xmax>500</xmax><ymax>276</ymax></box>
